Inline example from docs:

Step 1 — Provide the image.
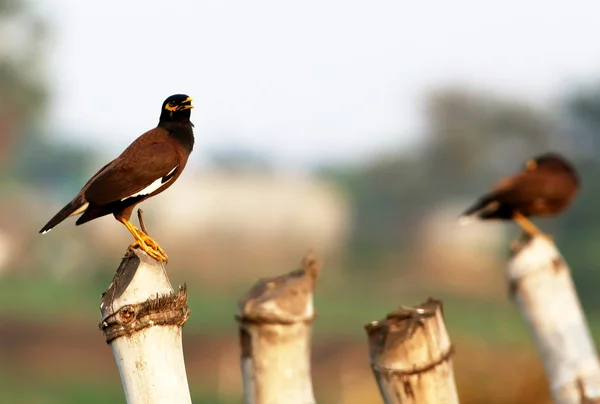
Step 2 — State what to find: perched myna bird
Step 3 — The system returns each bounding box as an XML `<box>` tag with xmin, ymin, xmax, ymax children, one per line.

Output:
<box><xmin>458</xmin><ymin>152</ymin><xmax>579</xmax><ymax>236</ymax></box>
<box><xmin>39</xmin><ymin>94</ymin><xmax>195</xmax><ymax>262</ymax></box>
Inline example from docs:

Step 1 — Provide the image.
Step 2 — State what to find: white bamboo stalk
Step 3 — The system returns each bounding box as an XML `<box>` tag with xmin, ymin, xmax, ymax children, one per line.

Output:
<box><xmin>237</xmin><ymin>254</ymin><xmax>319</xmax><ymax>404</ymax></box>
<box><xmin>508</xmin><ymin>235</ymin><xmax>600</xmax><ymax>403</ymax></box>
<box><xmin>365</xmin><ymin>299</ymin><xmax>459</xmax><ymax>404</ymax></box>
<box><xmin>99</xmin><ymin>249</ymin><xmax>192</xmax><ymax>404</ymax></box>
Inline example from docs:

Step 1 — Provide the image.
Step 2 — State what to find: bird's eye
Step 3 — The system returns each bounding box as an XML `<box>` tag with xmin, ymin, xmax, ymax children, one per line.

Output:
<box><xmin>169</xmin><ymin>101</ymin><xmax>175</xmax><ymax>106</ymax></box>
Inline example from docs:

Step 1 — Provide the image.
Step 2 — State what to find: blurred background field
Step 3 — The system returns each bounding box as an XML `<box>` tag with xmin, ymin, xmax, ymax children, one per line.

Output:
<box><xmin>4</xmin><ymin>1</ymin><xmax>600</xmax><ymax>403</ymax></box>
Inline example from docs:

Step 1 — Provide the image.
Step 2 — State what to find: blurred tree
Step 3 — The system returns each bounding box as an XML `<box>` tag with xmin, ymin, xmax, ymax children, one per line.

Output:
<box><xmin>423</xmin><ymin>88</ymin><xmax>559</xmax><ymax>195</ymax></box>
<box><xmin>554</xmin><ymin>83</ymin><xmax>600</xmax><ymax>309</ymax></box>
<box><xmin>0</xmin><ymin>1</ymin><xmax>93</xmax><ymax>197</ymax></box>
<box><xmin>322</xmin><ymin>87</ymin><xmax>562</xmax><ymax>273</ymax></box>
<box><xmin>0</xmin><ymin>0</ymin><xmax>47</xmax><ymax>168</ymax></box>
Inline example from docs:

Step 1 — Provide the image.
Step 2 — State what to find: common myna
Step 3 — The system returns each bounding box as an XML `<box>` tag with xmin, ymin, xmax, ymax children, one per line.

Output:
<box><xmin>458</xmin><ymin>152</ymin><xmax>579</xmax><ymax>236</ymax></box>
<box><xmin>40</xmin><ymin>94</ymin><xmax>195</xmax><ymax>262</ymax></box>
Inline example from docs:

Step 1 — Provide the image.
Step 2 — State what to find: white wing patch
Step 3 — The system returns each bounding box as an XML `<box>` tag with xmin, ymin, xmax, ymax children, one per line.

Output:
<box><xmin>121</xmin><ymin>166</ymin><xmax>178</xmax><ymax>201</ymax></box>
<box><xmin>69</xmin><ymin>202</ymin><xmax>89</xmax><ymax>217</ymax></box>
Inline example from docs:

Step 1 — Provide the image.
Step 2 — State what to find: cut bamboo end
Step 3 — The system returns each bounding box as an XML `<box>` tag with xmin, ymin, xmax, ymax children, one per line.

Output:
<box><xmin>508</xmin><ymin>235</ymin><xmax>600</xmax><ymax>403</ymax></box>
<box><xmin>99</xmin><ymin>249</ymin><xmax>192</xmax><ymax>404</ymax></box>
<box><xmin>236</xmin><ymin>252</ymin><xmax>320</xmax><ymax>404</ymax></box>
<box><xmin>365</xmin><ymin>298</ymin><xmax>459</xmax><ymax>404</ymax></box>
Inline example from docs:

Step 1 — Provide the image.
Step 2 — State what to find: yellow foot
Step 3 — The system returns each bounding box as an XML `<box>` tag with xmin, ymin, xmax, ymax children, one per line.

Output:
<box><xmin>140</xmin><ymin>232</ymin><xmax>167</xmax><ymax>257</ymax></box>
<box><xmin>117</xmin><ymin>216</ymin><xmax>168</xmax><ymax>262</ymax></box>
<box><xmin>513</xmin><ymin>211</ymin><xmax>553</xmax><ymax>242</ymax></box>
<box><xmin>128</xmin><ymin>235</ymin><xmax>168</xmax><ymax>262</ymax></box>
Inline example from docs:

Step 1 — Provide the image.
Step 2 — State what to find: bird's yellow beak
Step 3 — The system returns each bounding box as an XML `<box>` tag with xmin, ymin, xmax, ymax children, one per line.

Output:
<box><xmin>178</xmin><ymin>97</ymin><xmax>194</xmax><ymax>111</ymax></box>
<box><xmin>526</xmin><ymin>159</ymin><xmax>537</xmax><ymax>170</ymax></box>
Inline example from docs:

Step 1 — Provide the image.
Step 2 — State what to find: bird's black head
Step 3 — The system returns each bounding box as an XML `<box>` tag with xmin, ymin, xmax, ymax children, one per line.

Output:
<box><xmin>525</xmin><ymin>152</ymin><xmax>572</xmax><ymax>170</ymax></box>
<box><xmin>525</xmin><ymin>152</ymin><xmax>578</xmax><ymax>178</ymax></box>
<box><xmin>159</xmin><ymin>94</ymin><xmax>194</xmax><ymax>123</ymax></box>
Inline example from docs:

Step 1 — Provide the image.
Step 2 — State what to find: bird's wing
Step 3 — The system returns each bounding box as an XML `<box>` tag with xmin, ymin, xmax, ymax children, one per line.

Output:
<box><xmin>490</xmin><ymin>170</ymin><xmax>570</xmax><ymax>203</ymax></box>
<box><xmin>84</xmin><ymin>140</ymin><xmax>179</xmax><ymax>205</ymax></box>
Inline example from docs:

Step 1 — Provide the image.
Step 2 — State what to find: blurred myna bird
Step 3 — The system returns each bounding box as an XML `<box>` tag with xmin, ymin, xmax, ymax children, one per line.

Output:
<box><xmin>458</xmin><ymin>152</ymin><xmax>579</xmax><ymax>236</ymax></box>
<box><xmin>39</xmin><ymin>94</ymin><xmax>195</xmax><ymax>262</ymax></box>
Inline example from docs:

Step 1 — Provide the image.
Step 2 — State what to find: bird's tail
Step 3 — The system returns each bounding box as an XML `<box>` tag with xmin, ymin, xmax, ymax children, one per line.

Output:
<box><xmin>457</xmin><ymin>195</ymin><xmax>495</xmax><ymax>225</ymax></box>
<box><xmin>39</xmin><ymin>196</ymin><xmax>89</xmax><ymax>234</ymax></box>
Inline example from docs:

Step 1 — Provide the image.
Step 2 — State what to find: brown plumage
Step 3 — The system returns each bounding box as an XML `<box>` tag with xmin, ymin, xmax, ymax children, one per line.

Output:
<box><xmin>40</xmin><ymin>94</ymin><xmax>195</xmax><ymax>262</ymax></box>
<box><xmin>459</xmin><ymin>152</ymin><xmax>580</xmax><ymax>236</ymax></box>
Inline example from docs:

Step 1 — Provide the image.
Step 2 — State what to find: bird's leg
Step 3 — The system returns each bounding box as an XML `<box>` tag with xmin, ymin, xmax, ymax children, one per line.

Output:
<box><xmin>132</xmin><ymin>208</ymin><xmax>167</xmax><ymax>262</ymax></box>
<box><xmin>134</xmin><ymin>209</ymin><xmax>168</xmax><ymax>260</ymax></box>
<box><xmin>137</xmin><ymin>208</ymin><xmax>149</xmax><ymax>235</ymax></box>
<box><xmin>513</xmin><ymin>211</ymin><xmax>552</xmax><ymax>241</ymax></box>
<box><xmin>116</xmin><ymin>216</ymin><xmax>168</xmax><ymax>262</ymax></box>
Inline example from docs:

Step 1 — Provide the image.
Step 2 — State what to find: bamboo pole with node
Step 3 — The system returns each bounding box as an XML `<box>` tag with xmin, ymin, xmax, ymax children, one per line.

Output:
<box><xmin>236</xmin><ymin>253</ymin><xmax>320</xmax><ymax>404</ymax></box>
<box><xmin>365</xmin><ymin>298</ymin><xmax>459</xmax><ymax>404</ymax></box>
<box><xmin>508</xmin><ymin>234</ymin><xmax>600</xmax><ymax>403</ymax></box>
<box><xmin>99</xmin><ymin>211</ymin><xmax>192</xmax><ymax>404</ymax></box>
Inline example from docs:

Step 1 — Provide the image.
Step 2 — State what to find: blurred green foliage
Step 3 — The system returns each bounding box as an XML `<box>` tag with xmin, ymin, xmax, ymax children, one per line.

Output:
<box><xmin>0</xmin><ymin>0</ymin><xmax>94</xmax><ymax>196</ymax></box>
<box><xmin>0</xmin><ymin>271</ymin><xmax>553</xmax><ymax>343</ymax></box>
<box><xmin>0</xmin><ymin>0</ymin><xmax>47</xmax><ymax>116</ymax></box>
<box><xmin>0</xmin><ymin>0</ymin><xmax>47</xmax><ymax>179</ymax></box>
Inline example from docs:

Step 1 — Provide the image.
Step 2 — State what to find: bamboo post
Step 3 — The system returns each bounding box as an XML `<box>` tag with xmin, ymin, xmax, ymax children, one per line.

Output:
<box><xmin>365</xmin><ymin>298</ymin><xmax>459</xmax><ymax>404</ymax></box>
<box><xmin>508</xmin><ymin>235</ymin><xmax>600</xmax><ymax>403</ymax></box>
<box><xmin>99</xmin><ymin>248</ymin><xmax>192</xmax><ymax>404</ymax></box>
<box><xmin>236</xmin><ymin>253</ymin><xmax>320</xmax><ymax>404</ymax></box>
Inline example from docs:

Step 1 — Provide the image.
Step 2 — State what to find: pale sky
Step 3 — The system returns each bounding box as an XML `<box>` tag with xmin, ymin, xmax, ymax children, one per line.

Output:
<box><xmin>35</xmin><ymin>0</ymin><xmax>600</xmax><ymax>169</ymax></box>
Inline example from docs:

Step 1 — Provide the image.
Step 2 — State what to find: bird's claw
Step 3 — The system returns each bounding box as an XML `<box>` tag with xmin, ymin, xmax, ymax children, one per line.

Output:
<box><xmin>119</xmin><ymin>217</ymin><xmax>168</xmax><ymax>262</ymax></box>
<box><xmin>128</xmin><ymin>237</ymin><xmax>168</xmax><ymax>262</ymax></box>
<box><xmin>140</xmin><ymin>234</ymin><xmax>167</xmax><ymax>257</ymax></box>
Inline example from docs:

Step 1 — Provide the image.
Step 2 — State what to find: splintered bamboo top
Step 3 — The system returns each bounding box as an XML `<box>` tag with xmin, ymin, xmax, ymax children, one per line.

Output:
<box><xmin>364</xmin><ymin>299</ymin><xmax>459</xmax><ymax>403</ymax></box>
<box><xmin>237</xmin><ymin>253</ymin><xmax>320</xmax><ymax>325</ymax></box>
<box><xmin>364</xmin><ymin>298</ymin><xmax>454</xmax><ymax>376</ymax></box>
